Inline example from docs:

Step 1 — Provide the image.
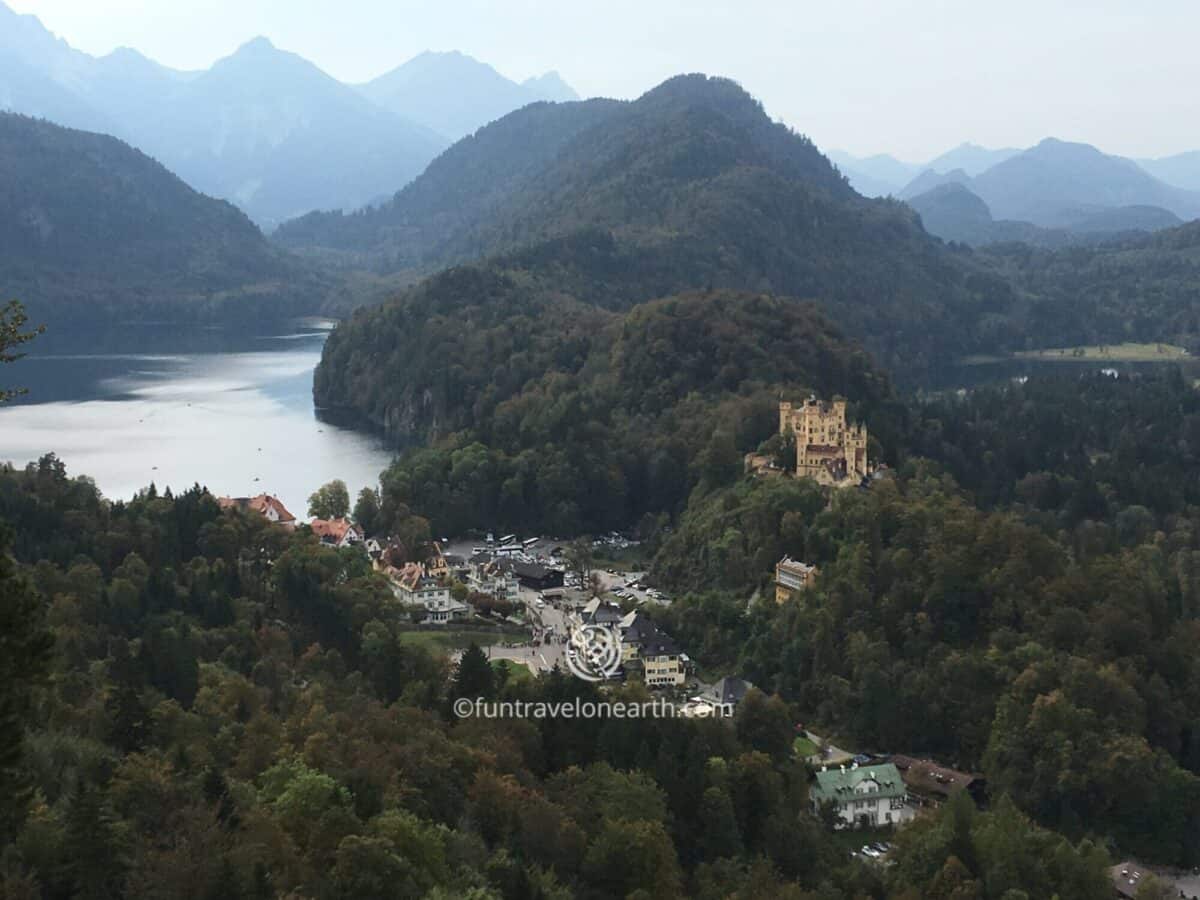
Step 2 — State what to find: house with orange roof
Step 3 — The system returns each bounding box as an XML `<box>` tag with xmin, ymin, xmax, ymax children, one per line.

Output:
<box><xmin>217</xmin><ymin>494</ymin><xmax>297</xmax><ymax>528</ymax></box>
<box><xmin>308</xmin><ymin>517</ymin><xmax>365</xmax><ymax>548</ymax></box>
<box><xmin>389</xmin><ymin>561</ymin><xmax>469</xmax><ymax>624</ymax></box>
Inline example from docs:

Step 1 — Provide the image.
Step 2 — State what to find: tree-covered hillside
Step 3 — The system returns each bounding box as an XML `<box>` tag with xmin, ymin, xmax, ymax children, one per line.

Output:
<box><xmin>0</xmin><ymin>113</ymin><xmax>322</xmax><ymax>323</ymax></box>
<box><xmin>284</xmin><ymin>75</ymin><xmax>1029</xmax><ymax>374</ymax></box>
<box><xmin>317</xmin><ymin>283</ymin><xmax>900</xmax><ymax>537</ymax></box>
<box><xmin>983</xmin><ymin>220</ymin><xmax>1200</xmax><ymax>350</ymax></box>
<box><xmin>0</xmin><ymin>455</ymin><xmax>1121</xmax><ymax>899</ymax></box>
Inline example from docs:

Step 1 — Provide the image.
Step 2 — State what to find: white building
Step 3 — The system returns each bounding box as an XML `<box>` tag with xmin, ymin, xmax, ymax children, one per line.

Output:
<box><xmin>391</xmin><ymin>562</ymin><xmax>469</xmax><ymax>624</ymax></box>
<box><xmin>809</xmin><ymin>763</ymin><xmax>914</xmax><ymax>829</ymax></box>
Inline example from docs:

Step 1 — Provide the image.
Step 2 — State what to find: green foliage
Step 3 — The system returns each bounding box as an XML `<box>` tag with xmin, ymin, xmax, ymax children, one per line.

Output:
<box><xmin>8</xmin><ymin>456</ymin><xmax>1072</xmax><ymax>897</ymax></box>
<box><xmin>353</xmin><ymin>486</ymin><xmax>383</xmax><ymax>537</ymax></box>
<box><xmin>662</xmin><ymin>461</ymin><xmax>1200</xmax><ymax>866</ymax></box>
<box><xmin>0</xmin><ymin>299</ymin><xmax>44</xmax><ymax>402</ymax></box>
<box><xmin>0</xmin><ymin>519</ymin><xmax>52</xmax><ymax>843</ymax></box>
<box><xmin>984</xmin><ymin>222</ymin><xmax>1200</xmax><ymax>354</ymax></box>
<box><xmin>286</xmin><ymin>75</ymin><xmax>1034</xmax><ymax>378</ymax></box>
<box><xmin>321</xmin><ymin>288</ymin><xmax>894</xmax><ymax>536</ymax></box>
<box><xmin>0</xmin><ymin>113</ymin><xmax>322</xmax><ymax>324</ymax></box>
<box><xmin>308</xmin><ymin>478</ymin><xmax>351</xmax><ymax>520</ymax></box>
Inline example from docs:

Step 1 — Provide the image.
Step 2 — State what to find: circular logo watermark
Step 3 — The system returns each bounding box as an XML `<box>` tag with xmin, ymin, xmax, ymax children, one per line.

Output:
<box><xmin>565</xmin><ymin>623</ymin><xmax>622</xmax><ymax>682</ymax></box>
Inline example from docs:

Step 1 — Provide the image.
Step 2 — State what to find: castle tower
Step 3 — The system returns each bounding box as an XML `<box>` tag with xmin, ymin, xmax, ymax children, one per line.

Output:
<box><xmin>781</xmin><ymin>396</ymin><xmax>869</xmax><ymax>486</ymax></box>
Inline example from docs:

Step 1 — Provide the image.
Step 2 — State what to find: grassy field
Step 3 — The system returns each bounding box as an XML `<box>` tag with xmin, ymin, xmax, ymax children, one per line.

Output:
<box><xmin>1015</xmin><ymin>342</ymin><xmax>1190</xmax><ymax>361</ymax></box>
<box><xmin>963</xmin><ymin>342</ymin><xmax>1191</xmax><ymax>365</ymax></box>
<box><xmin>491</xmin><ymin>659</ymin><xmax>534</xmax><ymax>683</ymax></box>
<box><xmin>793</xmin><ymin>736</ymin><xmax>819</xmax><ymax>758</ymax></box>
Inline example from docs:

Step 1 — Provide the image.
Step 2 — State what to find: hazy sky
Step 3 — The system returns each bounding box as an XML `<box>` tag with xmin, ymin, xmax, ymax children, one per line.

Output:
<box><xmin>9</xmin><ymin>0</ymin><xmax>1200</xmax><ymax>160</ymax></box>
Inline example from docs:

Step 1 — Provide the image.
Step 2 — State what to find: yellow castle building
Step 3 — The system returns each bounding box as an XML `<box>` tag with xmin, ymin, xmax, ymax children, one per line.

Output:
<box><xmin>780</xmin><ymin>396</ymin><xmax>869</xmax><ymax>486</ymax></box>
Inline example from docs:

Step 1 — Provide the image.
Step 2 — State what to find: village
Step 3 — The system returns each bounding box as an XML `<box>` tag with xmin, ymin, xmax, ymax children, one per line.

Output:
<box><xmin>216</xmin><ymin>398</ymin><xmax>1198</xmax><ymax>896</ymax></box>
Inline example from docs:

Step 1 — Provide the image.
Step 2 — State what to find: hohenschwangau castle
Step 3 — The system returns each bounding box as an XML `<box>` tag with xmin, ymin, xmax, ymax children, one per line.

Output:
<box><xmin>780</xmin><ymin>397</ymin><xmax>869</xmax><ymax>486</ymax></box>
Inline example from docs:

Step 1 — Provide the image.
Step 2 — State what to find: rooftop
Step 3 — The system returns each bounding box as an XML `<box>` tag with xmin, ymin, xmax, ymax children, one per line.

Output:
<box><xmin>811</xmin><ymin>763</ymin><xmax>906</xmax><ymax>803</ymax></box>
<box><xmin>890</xmin><ymin>755</ymin><xmax>982</xmax><ymax>799</ymax></box>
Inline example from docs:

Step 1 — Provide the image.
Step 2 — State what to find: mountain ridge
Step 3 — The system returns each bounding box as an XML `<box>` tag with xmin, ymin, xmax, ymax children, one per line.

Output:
<box><xmin>0</xmin><ymin>3</ymin><xmax>579</xmax><ymax>223</ymax></box>
<box><xmin>0</xmin><ymin>112</ymin><xmax>320</xmax><ymax>323</ymax></box>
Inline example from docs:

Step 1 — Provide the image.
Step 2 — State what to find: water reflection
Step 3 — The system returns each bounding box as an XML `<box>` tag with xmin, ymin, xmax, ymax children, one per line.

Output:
<box><xmin>0</xmin><ymin>321</ymin><xmax>393</xmax><ymax>517</ymax></box>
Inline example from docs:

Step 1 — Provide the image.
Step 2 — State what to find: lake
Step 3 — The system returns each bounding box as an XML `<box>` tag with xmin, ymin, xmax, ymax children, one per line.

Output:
<box><xmin>0</xmin><ymin>320</ymin><xmax>394</xmax><ymax>518</ymax></box>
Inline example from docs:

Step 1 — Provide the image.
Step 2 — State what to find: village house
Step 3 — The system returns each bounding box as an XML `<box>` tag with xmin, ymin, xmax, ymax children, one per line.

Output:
<box><xmin>619</xmin><ymin>610</ymin><xmax>686</xmax><ymax>688</ymax></box>
<box><xmin>580</xmin><ymin>598</ymin><xmax>624</xmax><ymax>626</ymax></box>
<box><xmin>775</xmin><ymin>556</ymin><xmax>818</xmax><ymax>603</ymax></box>
<box><xmin>467</xmin><ymin>557</ymin><xmax>520</xmax><ymax>603</ymax></box>
<box><xmin>810</xmin><ymin>763</ymin><xmax>915</xmax><ymax>829</ymax></box>
<box><xmin>698</xmin><ymin>676</ymin><xmax>754</xmax><ymax>708</ymax></box>
<box><xmin>217</xmin><ymin>493</ymin><xmax>296</xmax><ymax>528</ymax></box>
<box><xmin>889</xmin><ymin>755</ymin><xmax>987</xmax><ymax>809</ymax></box>
<box><xmin>308</xmin><ymin>517</ymin><xmax>365</xmax><ymax>548</ymax></box>
<box><xmin>506</xmin><ymin>560</ymin><xmax>565</xmax><ymax>593</ymax></box>
<box><xmin>780</xmin><ymin>396</ymin><xmax>869</xmax><ymax>486</ymax></box>
<box><xmin>392</xmin><ymin>562</ymin><xmax>469</xmax><ymax>624</ymax></box>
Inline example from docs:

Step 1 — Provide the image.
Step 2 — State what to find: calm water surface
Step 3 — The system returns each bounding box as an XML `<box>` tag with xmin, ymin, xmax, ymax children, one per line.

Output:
<box><xmin>0</xmin><ymin>320</ymin><xmax>393</xmax><ymax>517</ymax></box>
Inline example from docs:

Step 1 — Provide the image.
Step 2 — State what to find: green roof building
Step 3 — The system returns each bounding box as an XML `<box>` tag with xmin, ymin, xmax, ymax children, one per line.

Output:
<box><xmin>810</xmin><ymin>763</ymin><xmax>914</xmax><ymax>829</ymax></box>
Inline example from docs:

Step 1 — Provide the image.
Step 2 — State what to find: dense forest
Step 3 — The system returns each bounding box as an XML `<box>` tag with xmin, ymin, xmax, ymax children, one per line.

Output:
<box><xmin>649</xmin><ymin>370</ymin><xmax>1200</xmax><ymax>868</ymax></box>
<box><xmin>981</xmin><ymin>221</ymin><xmax>1200</xmax><ymax>351</ymax></box>
<box><xmin>0</xmin><ymin>456</ymin><xmax>1123</xmax><ymax>900</ymax></box>
<box><xmin>288</xmin><ymin>75</ymin><xmax>1030</xmax><ymax>376</ymax></box>
<box><xmin>317</xmin><ymin>284</ymin><xmax>902</xmax><ymax>537</ymax></box>
<box><xmin>7</xmin><ymin>298</ymin><xmax>1200</xmax><ymax>893</ymax></box>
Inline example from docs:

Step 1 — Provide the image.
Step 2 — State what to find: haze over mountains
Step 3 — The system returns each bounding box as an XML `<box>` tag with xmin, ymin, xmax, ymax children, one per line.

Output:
<box><xmin>0</xmin><ymin>1</ymin><xmax>578</xmax><ymax>224</ymax></box>
<box><xmin>901</xmin><ymin>140</ymin><xmax>1200</xmax><ymax>246</ymax></box>
<box><xmin>832</xmin><ymin>137</ymin><xmax>1200</xmax><ymax>247</ymax></box>
<box><xmin>4</xmin><ymin>0</ymin><xmax>1200</xmax><ymax>374</ymax></box>
<box><xmin>359</xmin><ymin>50</ymin><xmax>577</xmax><ymax>141</ymax></box>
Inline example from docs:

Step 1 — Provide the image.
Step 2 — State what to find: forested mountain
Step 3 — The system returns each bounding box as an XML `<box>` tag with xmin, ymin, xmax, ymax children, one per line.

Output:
<box><xmin>279</xmin><ymin>74</ymin><xmax>856</xmax><ymax>264</ymax></box>
<box><xmin>276</xmin><ymin>98</ymin><xmax>624</xmax><ymax>260</ymax></box>
<box><xmin>359</xmin><ymin>50</ymin><xmax>579</xmax><ymax>140</ymax></box>
<box><xmin>0</xmin><ymin>113</ymin><xmax>317</xmax><ymax>323</ymax></box>
<box><xmin>981</xmin><ymin>220</ymin><xmax>1200</xmax><ymax>348</ymax></box>
<box><xmin>316</xmin><ymin>282</ymin><xmax>897</xmax><ymax>535</ymax></box>
<box><xmin>285</xmin><ymin>75</ymin><xmax>1030</xmax><ymax>375</ymax></box>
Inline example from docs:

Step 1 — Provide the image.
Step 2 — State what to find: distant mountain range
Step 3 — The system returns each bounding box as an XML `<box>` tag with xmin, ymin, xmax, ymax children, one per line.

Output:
<box><xmin>0</xmin><ymin>1</ymin><xmax>578</xmax><ymax>224</ymax></box>
<box><xmin>358</xmin><ymin>50</ymin><xmax>577</xmax><ymax>141</ymax></box>
<box><xmin>905</xmin><ymin>182</ymin><xmax>1183</xmax><ymax>248</ymax></box>
<box><xmin>828</xmin><ymin>143</ymin><xmax>1021</xmax><ymax>197</ymax></box>
<box><xmin>899</xmin><ymin>139</ymin><xmax>1200</xmax><ymax>246</ymax></box>
<box><xmin>834</xmin><ymin>140</ymin><xmax>1200</xmax><ymax>218</ymax></box>
<box><xmin>0</xmin><ymin>112</ymin><xmax>318</xmax><ymax>324</ymax></box>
